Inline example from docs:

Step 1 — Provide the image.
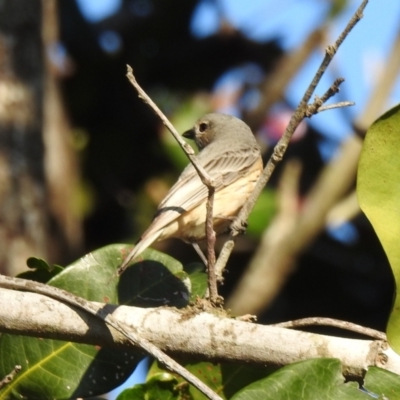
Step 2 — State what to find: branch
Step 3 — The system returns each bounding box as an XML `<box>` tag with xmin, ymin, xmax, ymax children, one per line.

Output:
<box><xmin>205</xmin><ymin>187</ymin><xmax>219</xmax><ymax>303</ymax></box>
<box><xmin>223</xmin><ymin>0</ymin><xmax>369</xmax><ymax>310</ymax></box>
<box><xmin>229</xmin><ymin>0</ymin><xmax>368</xmax><ymax>236</ymax></box>
<box><xmin>126</xmin><ymin>66</ymin><xmax>219</xmax><ymax>305</ymax></box>
<box><xmin>126</xmin><ymin>66</ymin><xmax>213</xmax><ymax>188</ymax></box>
<box><xmin>305</xmin><ymin>78</ymin><xmax>355</xmax><ymax>117</ymax></box>
<box><xmin>0</xmin><ymin>276</ymin><xmax>222</xmax><ymax>400</ymax></box>
<box><xmin>226</xmin><ymin>160</ymin><xmax>301</xmax><ymax>313</ymax></box>
<box><xmin>273</xmin><ymin>317</ymin><xmax>386</xmax><ymax>340</ymax></box>
<box><xmin>315</xmin><ymin>101</ymin><xmax>355</xmax><ymax>113</ymax></box>
<box><xmin>1</xmin><ymin>287</ymin><xmax>399</xmax><ymax>379</ymax></box>
<box><xmin>226</xmin><ymin>135</ymin><xmax>363</xmax><ymax>314</ymax></box>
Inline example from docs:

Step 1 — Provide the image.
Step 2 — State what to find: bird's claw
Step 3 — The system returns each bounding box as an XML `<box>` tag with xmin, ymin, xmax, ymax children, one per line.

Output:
<box><xmin>229</xmin><ymin>218</ymin><xmax>248</xmax><ymax>236</ymax></box>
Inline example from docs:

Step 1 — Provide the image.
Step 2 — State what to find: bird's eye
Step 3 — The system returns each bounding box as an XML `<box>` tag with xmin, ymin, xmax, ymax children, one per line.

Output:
<box><xmin>199</xmin><ymin>122</ymin><xmax>208</xmax><ymax>133</ymax></box>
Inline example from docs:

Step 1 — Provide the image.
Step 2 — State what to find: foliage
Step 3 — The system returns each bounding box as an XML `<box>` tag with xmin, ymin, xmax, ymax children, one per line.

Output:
<box><xmin>0</xmin><ymin>245</ymin><xmax>204</xmax><ymax>399</ymax></box>
<box><xmin>357</xmin><ymin>104</ymin><xmax>400</xmax><ymax>353</ymax></box>
<box><xmin>2</xmin><ymin>211</ymin><xmax>400</xmax><ymax>399</ymax></box>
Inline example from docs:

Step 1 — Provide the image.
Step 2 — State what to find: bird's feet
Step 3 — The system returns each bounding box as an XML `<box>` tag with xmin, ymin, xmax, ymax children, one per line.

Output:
<box><xmin>229</xmin><ymin>217</ymin><xmax>248</xmax><ymax>236</ymax></box>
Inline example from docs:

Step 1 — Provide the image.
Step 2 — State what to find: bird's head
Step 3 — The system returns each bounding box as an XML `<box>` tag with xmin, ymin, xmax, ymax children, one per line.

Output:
<box><xmin>182</xmin><ymin>113</ymin><xmax>251</xmax><ymax>150</ymax></box>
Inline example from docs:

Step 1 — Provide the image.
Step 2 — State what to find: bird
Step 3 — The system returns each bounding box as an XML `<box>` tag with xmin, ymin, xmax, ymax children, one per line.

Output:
<box><xmin>117</xmin><ymin>113</ymin><xmax>263</xmax><ymax>276</ymax></box>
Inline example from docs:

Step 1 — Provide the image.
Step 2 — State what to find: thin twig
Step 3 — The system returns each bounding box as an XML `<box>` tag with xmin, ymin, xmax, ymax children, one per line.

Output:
<box><xmin>273</xmin><ymin>317</ymin><xmax>386</xmax><ymax>340</ymax></box>
<box><xmin>126</xmin><ymin>65</ymin><xmax>219</xmax><ymax>305</ymax></box>
<box><xmin>215</xmin><ymin>239</ymin><xmax>235</xmax><ymax>283</ymax></box>
<box><xmin>0</xmin><ymin>365</ymin><xmax>21</xmax><ymax>389</ymax></box>
<box><xmin>229</xmin><ymin>0</ymin><xmax>368</xmax><ymax>237</ymax></box>
<box><xmin>316</xmin><ymin>101</ymin><xmax>355</xmax><ymax>113</ymax></box>
<box><xmin>0</xmin><ymin>275</ymin><xmax>222</xmax><ymax>400</ymax></box>
<box><xmin>217</xmin><ymin>0</ymin><xmax>368</xmax><ymax>284</ymax></box>
<box><xmin>205</xmin><ymin>187</ymin><xmax>219</xmax><ymax>304</ymax></box>
<box><xmin>305</xmin><ymin>78</ymin><xmax>348</xmax><ymax>116</ymax></box>
<box><xmin>126</xmin><ymin>65</ymin><xmax>214</xmax><ymax>188</ymax></box>
<box><xmin>226</xmin><ymin>160</ymin><xmax>301</xmax><ymax>313</ymax></box>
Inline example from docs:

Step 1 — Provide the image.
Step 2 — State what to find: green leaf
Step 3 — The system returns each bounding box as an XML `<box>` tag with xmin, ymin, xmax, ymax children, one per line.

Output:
<box><xmin>26</xmin><ymin>257</ymin><xmax>53</xmax><ymax>270</ymax></box>
<box><xmin>357</xmin><ymin>104</ymin><xmax>400</xmax><ymax>353</ymax></box>
<box><xmin>18</xmin><ymin>257</ymin><xmax>63</xmax><ymax>283</ymax></box>
<box><xmin>117</xmin><ymin>373</ymin><xmax>185</xmax><ymax>400</ymax></box>
<box><xmin>0</xmin><ymin>335</ymin><xmax>137</xmax><ymax>400</ymax></box>
<box><xmin>232</xmin><ymin>359</ymin><xmax>369</xmax><ymax>400</ymax></box>
<box><xmin>117</xmin><ymin>246</ymin><xmax>191</xmax><ymax>308</ymax></box>
<box><xmin>0</xmin><ymin>244</ymin><xmax>191</xmax><ymax>399</ymax></box>
<box><xmin>117</xmin><ymin>385</ymin><xmax>147</xmax><ymax>400</ymax></box>
<box><xmin>184</xmin><ymin>262</ymin><xmax>208</xmax><ymax>300</ymax></box>
<box><xmin>363</xmin><ymin>366</ymin><xmax>400</xmax><ymax>398</ymax></box>
<box><xmin>146</xmin><ymin>360</ymin><xmax>274</xmax><ymax>400</ymax></box>
<box><xmin>246</xmin><ymin>188</ymin><xmax>277</xmax><ymax>237</ymax></box>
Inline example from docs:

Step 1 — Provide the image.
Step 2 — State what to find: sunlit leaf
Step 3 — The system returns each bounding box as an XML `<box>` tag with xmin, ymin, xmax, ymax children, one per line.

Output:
<box><xmin>184</xmin><ymin>262</ymin><xmax>207</xmax><ymax>300</ymax></box>
<box><xmin>142</xmin><ymin>360</ymin><xmax>274</xmax><ymax>400</ymax></box>
<box><xmin>363</xmin><ymin>366</ymin><xmax>400</xmax><ymax>398</ymax></box>
<box><xmin>357</xmin><ymin>104</ymin><xmax>400</xmax><ymax>353</ymax></box>
<box><xmin>232</xmin><ymin>359</ymin><xmax>368</xmax><ymax>400</ymax></box>
<box><xmin>117</xmin><ymin>373</ymin><xmax>183</xmax><ymax>400</ymax></box>
<box><xmin>0</xmin><ymin>244</ymin><xmax>191</xmax><ymax>399</ymax></box>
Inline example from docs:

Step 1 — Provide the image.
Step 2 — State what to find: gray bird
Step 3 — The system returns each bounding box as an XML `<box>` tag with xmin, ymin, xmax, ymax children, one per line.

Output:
<box><xmin>118</xmin><ymin>113</ymin><xmax>263</xmax><ymax>275</ymax></box>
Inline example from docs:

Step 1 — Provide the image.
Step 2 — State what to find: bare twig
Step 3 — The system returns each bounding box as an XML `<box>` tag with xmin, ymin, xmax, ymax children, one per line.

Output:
<box><xmin>318</xmin><ymin>77</ymin><xmax>345</xmax><ymax>104</ymax></box>
<box><xmin>316</xmin><ymin>101</ymin><xmax>355</xmax><ymax>113</ymax></box>
<box><xmin>126</xmin><ymin>66</ymin><xmax>214</xmax><ymax>188</ymax></box>
<box><xmin>205</xmin><ymin>187</ymin><xmax>219</xmax><ymax>304</ymax></box>
<box><xmin>227</xmin><ymin>135</ymin><xmax>362</xmax><ymax>314</ymax></box>
<box><xmin>0</xmin><ymin>275</ymin><xmax>222</xmax><ymax>400</ymax></box>
<box><xmin>126</xmin><ymin>65</ymin><xmax>219</xmax><ymax>305</ymax></box>
<box><xmin>215</xmin><ymin>239</ymin><xmax>235</xmax><ymax>282</ymax></box>
<box><xmin>218</xmin><ymin>2</ymin><xmax>369</xmax><ymax>304</ymax></box>
<box><xmin>226</xmin><ymin>160</ymin><xmax>301</xmax><ymax>313</ymax></box>
<box><xmin>0</xmin><ymin>365</ymin><xmax>21</xmax><ymax>389</ymax></box>
<box><xmin>305</xmin><ymin>78</ymin><xmax>355</xmax><ymax>116</ymax></box>
<box><xmin>305</xmin><ymin>77</ymin><xmax>345</xmax><ymax>116</ymax></box>
<box><xmin>229</xmin><ymin>0</ymin><xmax>368</xmax><ymax>238</ymax></box>
<box><xmin>273</xmin><ymin>317</ymin><xmax>386</xmax><ymax>340</ymax></box>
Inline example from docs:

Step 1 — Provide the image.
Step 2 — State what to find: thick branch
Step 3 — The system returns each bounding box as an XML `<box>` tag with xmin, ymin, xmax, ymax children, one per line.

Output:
<box><xmin>0</xmin><ymin>277</ymin><xmax>221</xmax><ymax>400</ymax></box>
<box><xmin>0</xmin><ymin>287</ymin><xmax>399</xmax><ymax>379</ymax></box>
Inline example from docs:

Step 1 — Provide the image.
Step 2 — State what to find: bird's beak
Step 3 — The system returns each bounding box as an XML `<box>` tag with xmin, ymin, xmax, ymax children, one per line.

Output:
<box><xmin>182</xmin><ymin>128</ymin><xmax>195</xmax><ymax>139</ymax></box>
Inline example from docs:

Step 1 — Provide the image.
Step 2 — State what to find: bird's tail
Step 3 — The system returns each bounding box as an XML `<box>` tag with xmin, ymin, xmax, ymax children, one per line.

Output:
<box><xmin>117</xmin><ymin>230</ymin><xmax>162</xmax><ymax>276</ymax></box>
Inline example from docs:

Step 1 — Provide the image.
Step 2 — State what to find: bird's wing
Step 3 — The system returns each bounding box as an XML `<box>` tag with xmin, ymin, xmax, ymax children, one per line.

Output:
<box><xmin>142</xmin><ymin>146</ymin><xmax>261</xmax><ymax>236</ymax></box>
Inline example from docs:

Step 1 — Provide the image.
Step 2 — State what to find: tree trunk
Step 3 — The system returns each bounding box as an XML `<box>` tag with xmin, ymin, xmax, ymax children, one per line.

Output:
<box><xmin>0</xmin><ymin>0</ymin><xmax>82</xmax><ymax>276</ymax></box>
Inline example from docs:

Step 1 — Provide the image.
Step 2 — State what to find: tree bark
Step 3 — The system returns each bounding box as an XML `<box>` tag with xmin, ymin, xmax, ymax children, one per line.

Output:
<box><xmin>0</xmin><ymin>287</ymin><xmax>398</xmax><ymax>380</ymax></box>
<box><xmin>0</xmin><ymin>0</ymin><xmax>82</xmax><ymax>276</ymax></box>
